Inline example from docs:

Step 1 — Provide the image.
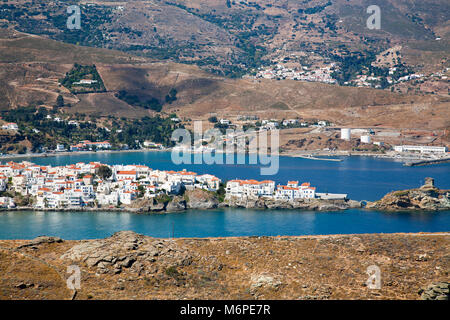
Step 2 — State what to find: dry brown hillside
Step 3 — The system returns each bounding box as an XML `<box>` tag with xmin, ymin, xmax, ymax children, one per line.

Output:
<box><xmin>1</xmin><ymin>29</ymin><xmax>448</xmax><ymax>127</ymax></box>
<box><xmin>0</xmin><ymin>28</ymin><xmax>449</xmax><ymax>153</ymax></box>
<box><xmin>0</xmin><ymin>232</ymin><xmax>449</xmax><ymax>300</ymax></box>
<box><xmin>3</xmin><ymin>0</ymin><xmax>449</xmax><ymax>77</ymax></box>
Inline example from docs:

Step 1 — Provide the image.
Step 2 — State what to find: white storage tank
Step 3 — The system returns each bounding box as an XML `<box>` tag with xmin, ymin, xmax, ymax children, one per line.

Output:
<box><xmin>361</xmin><ymin>135</ymin><xmax>372</xmax><ymax>144</ymax></box>
<box><xmin>341</xmin><ymin>128</ymin><xmax>351</xmax><ymax>140</ymax></box>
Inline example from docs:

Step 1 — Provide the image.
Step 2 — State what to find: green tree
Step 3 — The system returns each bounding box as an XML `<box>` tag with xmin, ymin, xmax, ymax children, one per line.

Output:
<box><xmin>97</xmin><ymin>165</ymin><xmax>112</xmax><ymax>179</ymax></box>
<box><xmin>165</xmin><ymin>88</ymin><xmax>178</xmax><ymax>104</ymax></box>
<box><xmin>55</xmin><ymin>95</ymin><xmax>64</xmax><ymax>108</ymax></box>
<box><xmin>208</xmin><ymin>116</ymin><xmax>218</xmax><ymax>123</ymax></box>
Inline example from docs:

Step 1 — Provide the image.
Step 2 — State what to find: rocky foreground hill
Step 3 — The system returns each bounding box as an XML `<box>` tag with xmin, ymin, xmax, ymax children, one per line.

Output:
<box><xmin>366</xmin><ymin>178</ymin><xmax>450</xmax><ymax>211</ymax></box>
<box><xmin>0</xmin><ymin>231</ymin><xmax>448</xmax><ymax>300</ymax></box>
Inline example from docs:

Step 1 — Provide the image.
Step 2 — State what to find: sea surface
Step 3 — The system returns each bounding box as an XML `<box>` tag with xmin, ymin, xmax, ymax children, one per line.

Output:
<box><xmin>0</xmin><ymin>151</ymin><xmax>449</xmax><ymax>239</ymax></box>
<box><xmin>7</xmin><ymin>151</ymin><xmax>450</xmax><ymax>201</ymax></box>
<box><xmin>0</xmin><ymin>209</ymin><xmax>449</xmax><ymax>240</ymax></box>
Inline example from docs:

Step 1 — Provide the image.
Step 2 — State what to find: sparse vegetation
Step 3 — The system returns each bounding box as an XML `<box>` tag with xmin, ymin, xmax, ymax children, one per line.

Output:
<box><xmin>115</xmin><ymin>90</ymin><xmax>162</xmax><ymax>112</ymax></box>
<box><xmin>0</xmin><ymin>106</ymin><xmax>182</xmax><ymax>153</ymax></box>
<box><xmin>60</xmin><ymin>64</ymin><xmax>106</xmax><ymax>93</ymax></box>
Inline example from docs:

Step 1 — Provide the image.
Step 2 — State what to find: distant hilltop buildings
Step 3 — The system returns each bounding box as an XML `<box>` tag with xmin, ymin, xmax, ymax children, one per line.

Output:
<box><xmin>254</xmin><ymin>63</ymin><xmax>337</xmax><ymax>84</ymax></box>
<box><xmin>70</xmin><ymin>140</ymin><xmax>112</xmax><ymax>152</ymax></box>
<box><xmin>1</xmin><ymin>123</ymin><xmax>18</xmax><ymax>131</ymax></box>
<box><xmin>72</xmin><ymin>79</ymin><xmax>98</xmax><ymax>85</ymax></box>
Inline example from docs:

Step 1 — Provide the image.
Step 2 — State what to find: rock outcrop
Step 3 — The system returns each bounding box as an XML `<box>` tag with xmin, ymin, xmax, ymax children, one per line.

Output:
<box><xmin>125</xmin><ymin>189</ymin><xmax>219</xmax><ymax>213</ymax></box>
<box><xmin>165</xmin><ymin>196</ymin><xmax>187</xmax><ymax>212</ymax></box>
<box><xmin>366</xmin><ymin>178</ymin><xmax>450</xmax><ymax>211</ymax></box>
<box><xmin>224</xmin><ymin>197</ymin><xmax>361</xmax><ymax>211</ymax></box>
<box><xmin>250</xmin><ymin>274</ymin><xmax>282</xmax><ymax>293</ymax></box>
<box><xmin>60</xmin><ymin>231</ymin><xmax>192</xmax><ymax>275</ymax></box>
<box><xmin>126</xmin><ymin>198</ymin><xmax>166</xmax><ymax>213</ymax></box>
<box><xmin>16</xmin><ymin>236</ymin><xmax>63</xmax><ymax>249</ymax></box>
<box><xmin>185</xmin><ymin>189</ymin><xmax>219</xmax><ymax>210</ymax></box>
<box><xmin>419</xmin><ymin>282</ymin><xmax>449</xmax><ymax>300</ymax></box>
<box><xmin>3</xmin><ymin>232</ymin><xmax>449</xmax><ymax>300</ymax></box>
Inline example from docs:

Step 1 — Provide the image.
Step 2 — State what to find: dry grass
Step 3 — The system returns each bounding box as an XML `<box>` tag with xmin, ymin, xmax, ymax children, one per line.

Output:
<box><xmin>0</xmin><ymin>233</ymin><xmax>448</xmax><ymax>300</ymax></box>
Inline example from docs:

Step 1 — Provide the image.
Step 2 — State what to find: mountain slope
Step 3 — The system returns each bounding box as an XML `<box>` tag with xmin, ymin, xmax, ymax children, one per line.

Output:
<box><xmin>2</xmin><ymin>0</ymin><xmax>449</xmax><ymax>78</ymax></box>
<box><xmin>0</xmin><ymin>28</ymin><xmax>448</xmax><ymax>137</ymax></box>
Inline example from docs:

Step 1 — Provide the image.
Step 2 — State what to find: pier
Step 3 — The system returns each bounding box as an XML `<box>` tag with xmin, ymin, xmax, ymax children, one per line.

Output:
<box><xmin>404</xmin><ymin>157</ymin><xmax>450</xmax><ymax>167</ymax></box>
<box><xmin>295</xmin><ymin>155</ymin><xmax>343</xmax><ymax>162</ymax></box>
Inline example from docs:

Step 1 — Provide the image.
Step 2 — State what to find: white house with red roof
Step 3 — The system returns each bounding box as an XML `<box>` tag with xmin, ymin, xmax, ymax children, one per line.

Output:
<box><xmin>274</xmin><ymin>182</ymin><xmax>316</xmax><ymax>200</ymax></box>
<box><xmin>226</xmin><ymin>179</ymin><xmax>275</xmax><ymax>199</ymax></box>
<box><xmin>2</xmin><ymin>160</ymin><xmax>222</xmax><ymax>209</ymax></box>
<box><xmin>0</xmin><ymin>197</ymin><xmax>15</xmax><ymax>208</ymax></box>
<box><xmin>116</xmin><ymin>170</ymin><xmax>137</xmax><ymax>181</ymax></box>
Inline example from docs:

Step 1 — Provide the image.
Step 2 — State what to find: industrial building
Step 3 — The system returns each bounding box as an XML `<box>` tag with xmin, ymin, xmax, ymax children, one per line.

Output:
<box><xmin>393</xmin><ymin>145</ymin><xmax>447</xmax><ymax>154</ymax></box>
<box><xmin>340</xmin><ymin>128</ymin><xmax>351</xmax><ymax>141</ymax></box>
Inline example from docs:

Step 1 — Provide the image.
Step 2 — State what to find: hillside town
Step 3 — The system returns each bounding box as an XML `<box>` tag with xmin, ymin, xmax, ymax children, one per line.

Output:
<box><xmin>0</xmin><ymin>161</ymin><xmax>220</xmax><ymax>209</ymax></box>
<box><xmin>253</xmin><ymin>63</ymin><xmax>337</xmax><ymax>84</ymax></box>
<box><xmin>0</xmin><ymin>161</ymin><xmax>322</xmax><ymax>210</ymax></box>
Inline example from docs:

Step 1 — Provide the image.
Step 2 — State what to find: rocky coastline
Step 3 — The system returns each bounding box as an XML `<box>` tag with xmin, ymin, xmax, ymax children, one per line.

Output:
<box><xmin>366</xmin><ymin>178</ymin><xmax>450</xmax><ymax>211</ymax></box>
<box><xmin>3</xmin><ymin>178</ymin><xmax>450</xmax><ymax>214</ymax></box>
<box><xmin>222</xmin><ymin>196</ymin><xmax>361</xmax><ymax>211</ymax></box>
<box><xmin>1</xmin><ymin>189</ymin><xmax>362</xmax><ymax>214</ymax></box>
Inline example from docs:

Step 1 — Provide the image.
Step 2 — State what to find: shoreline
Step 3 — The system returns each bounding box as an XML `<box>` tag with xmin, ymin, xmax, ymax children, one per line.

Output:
<box><xmin>0</xmin><ymin>198</ymin><xmax>363</xmax><ymax>214</ymax></box>
<box><xmin>1</xmin><ymin>148</ymin><xmax>445</xmax><ymax>164</ymax></box>
<box><xmin>0</xmin><ymin>148</ymin><xmax>166</xmax><ymax>161</ymax></box>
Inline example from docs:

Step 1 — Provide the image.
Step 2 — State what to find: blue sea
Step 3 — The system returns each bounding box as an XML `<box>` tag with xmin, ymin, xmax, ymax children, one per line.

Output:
<box><xmin>0</xmin><ymin>151</ymin><xmax>449</xmax><ymax>239</ymax></box>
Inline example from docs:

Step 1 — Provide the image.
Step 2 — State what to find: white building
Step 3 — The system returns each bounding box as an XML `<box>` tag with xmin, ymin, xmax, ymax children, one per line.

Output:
<box><xmin>361</xmin><ymin>135</ymin><xmax>372</xmax><ymax>144</ymax></box>
<box><xmin>274</xmin><ymin>182</ymin><xmax>316</xmax><ymax>201</ymax></box>
<box><xmin>0</xmin><ymin>197</ymin><xmax>15</xmax><ymax>208</ymax></box>
<box><xmin>56</xmin><ymin>144</ymin><xmax>66</xmax><ymax>152</ymax></box>
<box><xmin>119</xmin><ymin>190</ymin><xmax>137</xmax><ymax>205</ymax></box>
<box><xmin>226</xmin><ymin>179</ymin><xmax>275</xmax><ymax>199</ymax></box>
<box><xmin>282</xmin><ymin>119</ymin><xmax>299</xmax><ymax>126</ymax></box>
<box><xmin>341</xmin><ymin>128</ymin><xmax>351</xmax><ymax>141</ymax></box>
<box><xmin>1</xmin><ymin>123</ymin><xmax>19</xmax><ymax>131</ymax></box>
<box><xmin>394</xmin><ymin>145</ymin><xmax>447</xmax><ymax>154</ymax></box>
<box><xmin>97</xmin><ymin>192</ymin><xmax>119</xmax><ymax>206</ymax></box>
<box><xmin>73</xmin><ymin>79</ymin><xmax>98</xmax><ymax>85</ymax></box>
<box><xmin>116</xmin><ymin>171</ymin><xmax>137</xmax><ymax>181</ymax></box>
<box><xmin>143</xmin><ymin>141</ymin><xmax>163</xmax><ymax>149</ymax></box>
<box><xmin>1</xmin><ymin>160</ymin><xmax>222</xmax><ymax>210</ymax></box>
